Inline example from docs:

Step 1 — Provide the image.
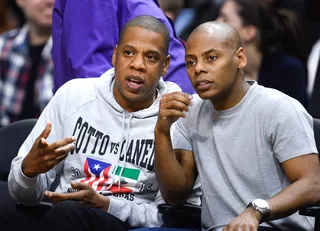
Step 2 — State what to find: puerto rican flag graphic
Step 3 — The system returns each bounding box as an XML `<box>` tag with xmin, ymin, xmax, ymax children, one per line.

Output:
<box><xmin>80</xmin><ymin>158</ymin><xmax>140</xmax><ymax>193</ymax></box>
<box><xmin>81</xmin><ymin>157</ymin><xmax>112</xmax><ymax>191</ymax></box>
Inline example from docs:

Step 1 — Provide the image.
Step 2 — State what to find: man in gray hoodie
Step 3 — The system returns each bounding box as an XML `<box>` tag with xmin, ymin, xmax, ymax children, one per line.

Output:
<box><xmin>1</xmin><ymin>15</ymin><xmax>200</xmax><ymax>231</ymax></box>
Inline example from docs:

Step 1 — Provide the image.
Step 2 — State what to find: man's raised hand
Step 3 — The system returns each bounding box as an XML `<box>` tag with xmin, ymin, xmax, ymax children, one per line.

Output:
<box><xmin>156</xmin><ymin>92</ymin><xmax>192</xmax><ymax>134</ymax></box>
<box><xmin>22</xmin><ymin>122</ymin><xmax>76</xmax><ymax>178</ymax></box>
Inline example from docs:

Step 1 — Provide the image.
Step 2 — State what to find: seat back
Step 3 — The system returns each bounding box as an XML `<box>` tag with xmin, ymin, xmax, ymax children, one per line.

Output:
<box><xmin>0</xmin><ymin>119</ymin><xmax>37</xmax><ymax>181</ymax></box>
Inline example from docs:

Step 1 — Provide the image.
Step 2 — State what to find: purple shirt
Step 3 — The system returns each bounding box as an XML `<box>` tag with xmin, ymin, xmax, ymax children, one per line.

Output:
<box><xmin>52</xmin><ymin>0</ymin><xmax>194</xmax><ymax>94</ymax></box>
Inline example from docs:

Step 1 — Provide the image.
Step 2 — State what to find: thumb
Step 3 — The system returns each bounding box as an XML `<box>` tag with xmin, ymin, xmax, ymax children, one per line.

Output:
<box><xmin>71</xmin><ymin>181</ymin><xmax>89</xmax><ymax>190</ymax></box>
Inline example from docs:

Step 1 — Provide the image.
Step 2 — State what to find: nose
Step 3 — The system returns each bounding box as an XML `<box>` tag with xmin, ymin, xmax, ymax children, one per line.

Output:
<box><xmin>194</xmin><ymin>61</ymin><xmax>207</xmax><ymax>75</ymax></box>
<box><xmin>130</xmin><ymin>54</ymin><xmax>146</xmax><ymax>72</ymax></box>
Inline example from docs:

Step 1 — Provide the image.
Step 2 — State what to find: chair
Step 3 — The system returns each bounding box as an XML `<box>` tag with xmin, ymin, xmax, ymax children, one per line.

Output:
<box><xmin>299</xmin><ymin>118</ymin><xmax>320</xmax><ymax>231</ymax></box>
<box><xmin>157</xmin><ymin>203</ymin><xmax>201</xmax><ymax>229</ymax></box>
<box><xmin>0</xmin><ymin>118</ymin><xmax>37</xmax><ymax>181</ymax></box>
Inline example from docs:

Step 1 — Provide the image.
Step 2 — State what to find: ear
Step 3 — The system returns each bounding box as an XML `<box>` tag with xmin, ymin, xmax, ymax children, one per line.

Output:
<box><xmin>241</xmin><ymin>25</ymin><xmax>258</xmax><ymax>43</ymax></box>
<box><xmin>112</xmin><ymin>45</ymin><xmax>118</xmax><ymax>67</ymax></box>
<box><xmin>236</xmin><ymin>47</ymin><xmax>247</xmax><ymax>69</ymax></box>
<box><xmin>161</xmin><ymin>55</ymin><xmax>170</xmax><ymax>76</ymax></box>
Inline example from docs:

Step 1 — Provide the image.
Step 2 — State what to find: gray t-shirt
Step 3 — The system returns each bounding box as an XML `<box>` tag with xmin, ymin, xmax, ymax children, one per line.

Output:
<box><xmin>172</xmin><ymin>81</ymin><xmax>318</xmax><ymax>231</ymax></box>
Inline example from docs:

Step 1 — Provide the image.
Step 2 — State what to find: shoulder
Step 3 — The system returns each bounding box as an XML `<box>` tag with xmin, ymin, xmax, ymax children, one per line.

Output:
<box><xmin>57</xmin><ymin>77</ymin><xmax>98</xmax><ymax>97</ymax></box>
<box><xmin>54</xmin><ymin>78</ymin><xmax>99</xmax><ymax>114</ymax></box>
<box><xmin>0</xmin><ymin>28</ymin><xmax>20</xmax><ymax>39</ymax></box>
<box><xmin>281</xmin><ymin>54</ymin><xmax>305</xmax><ymax>71</ymax></box>
<box><xmin>254</xmin><ymin>84</ymin><xmax>308</xmax><ymax>117</ymax></box>
<box><xmin>188</xmin><ymin>94</ymin><xmax>211</xmax><ymax>118</ymax></box>
<box><xmin>264</xmin><ymin>51</ymin><xmax>305</xmax><ymax>71</ymax></box>
<box><xmin>163</xmin><ymin>80</ymin><xmax>182</xmax><ymax>93</ymax></box>
<box><xmin>0</xmin><ymin>28</ymin><xmax>21</xmax><ymax>49</ymax></box>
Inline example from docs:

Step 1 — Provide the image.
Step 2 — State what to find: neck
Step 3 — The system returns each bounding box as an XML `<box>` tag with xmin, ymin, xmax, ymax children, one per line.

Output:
<box><xmin>211</xmin><ymin>74</ymin><xmax>250</xmax><ymax>111</ymax></box>
<box><xmin>113</xmin><ymin>87</ymin><xmax>158</xmax><ymax>113</ymax></box>
<box><xmin>243</xmin><ymin>44</ymin><xmax>262</xmax><ymax>81</ymax></box>
<box><xmin>28</xmin><ymin>24</ymin><xmax>51</xmax><ymax>46</ymax></box>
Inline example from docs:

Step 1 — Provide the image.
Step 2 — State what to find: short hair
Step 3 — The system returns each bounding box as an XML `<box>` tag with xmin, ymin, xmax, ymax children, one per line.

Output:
<box><xmin>119</xmin><ymin>15</ymin><xmax>170</xmax><ymax>55</ymax></box>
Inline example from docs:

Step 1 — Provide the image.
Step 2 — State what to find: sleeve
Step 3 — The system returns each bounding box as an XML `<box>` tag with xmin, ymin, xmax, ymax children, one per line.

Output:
<box><xmin>266</xmin><ymin>96</ymin><xmax>318</xmax><ymax>163</ymax></box>
<box><xmin>52</xmin><ymin>0</ymin><xmax>120</xmax><ymax>91</ymax></box>
<box><xmin>107</xmin><ymin>190</ymin><xmax>165</xmax><ymax>227</ymax></box>
<box><xmin>8</xmin><ymin>83</ymin><xmax>69</xmax><ymax>206</ymax></box>
<box><xmin>171</xmin><ymin>117</ymin><xmax>193</xmax><ymax>151</ymax></box>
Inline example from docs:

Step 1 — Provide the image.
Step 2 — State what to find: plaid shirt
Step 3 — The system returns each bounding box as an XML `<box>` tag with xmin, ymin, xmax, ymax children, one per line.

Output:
<box><xmin>0</xmin><ymin>25</ymin><xmax>53</xmax><ymax>127</ymax></box>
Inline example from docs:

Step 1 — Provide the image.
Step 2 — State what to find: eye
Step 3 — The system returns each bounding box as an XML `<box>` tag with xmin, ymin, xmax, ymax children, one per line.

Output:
<box><xmin>186</xmin><ymin>60</ymin><xmax>196</xmax><ymax>67</ymax></box>
<box><xmin>208</xmin><ymin>55</ymin><xmax>217</xmax><ymax>61</ymax></box>
<box><xmin>124</xmin><ymin>50</ymin><xmax>133</xmax><ymax>56</ymax></box>
<box><xmin>146</xmin><ymin>54</ymin><xmax>158</xmax><ymax>62</ymax></box>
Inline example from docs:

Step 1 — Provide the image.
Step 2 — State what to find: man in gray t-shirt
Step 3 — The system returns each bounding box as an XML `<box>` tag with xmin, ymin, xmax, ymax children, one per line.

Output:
<box><xmin>154</xmin><ymin>21</ymin><xmax>320</xmax><ymax>231</ymax></box>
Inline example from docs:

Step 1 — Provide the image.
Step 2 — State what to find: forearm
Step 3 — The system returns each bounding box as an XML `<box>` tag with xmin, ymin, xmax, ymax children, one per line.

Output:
<box><xmin>154</xmin><ymin>129</ymin><xmax>192</xmax><ymax>204</ymax></box>
<box><xmin>8</xmin><ymin>157</ymin><xmax>46</xmax><ymax>205</ymax></box>
<box><xmin>108</xmin><ymin>197</ymin><xmax>163</xmax><ymax>227</ymax></box>
<box><xmin>267</xmin><ymin>176</ymin><xmax>320</xmax><ymax>220</ymax></box>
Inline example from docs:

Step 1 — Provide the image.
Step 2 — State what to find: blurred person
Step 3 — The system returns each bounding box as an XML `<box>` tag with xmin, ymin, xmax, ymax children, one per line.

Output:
<box><xmin>178</xmin><ymin>0</ymin><xmax>224</xmax><ymax>41</ymax></box>
<box><xmin>0</xmin><ymin>0</ymin><xmax>54</xmax><ymax>128</ymax></box>
<box><xmin>305</xmin><ymin>0</ymin><xmax>320</xmax><ymax>118</ymax></box>
<box><xmin>6</xmin><ymin>0</ymin><xmax>26</xmax><ymax>27</ymax></box>
<box><xmin>52</xmin><ymin>0</ymin><xmax>194</xmax><ymax>94</ymax></box>
<box><xmin>217</xmin><ymin>0</ymin><xmax>309</xmax><ymax>107</ymax></box>
<box><xmin>1</xmin><ymin>16</ymin><xmax>201</xmax><ymax>231</ymax></box>
<box><xmin>158</xmin><ymin>0</ymin><xmax>184</xmax><ymax>22</ymax></box>
<box><xmin>0</xmin><ymin>0</ymin><xmax>18</xmax><ymax>33</ymax></box>
<box><xmin>154</xmin><ymin>21</ymin><xmax>320</xmax><ymax>231</ymax></box>
<box><xmin>264</xmin><ymin>0</ymin><xmax>320</xmax><ymax>54</ymax></box>
<box><xmin>308</xmin><ymin>37</ymin><xmax>320</xmax><ymax>118</ymax></box>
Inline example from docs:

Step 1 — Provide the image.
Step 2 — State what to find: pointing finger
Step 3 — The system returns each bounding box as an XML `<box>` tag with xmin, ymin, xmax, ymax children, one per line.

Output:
<box><xmin>40</xmin><ymin>122</ymin><xmax>52</xmax><ymax>139</ymax></box>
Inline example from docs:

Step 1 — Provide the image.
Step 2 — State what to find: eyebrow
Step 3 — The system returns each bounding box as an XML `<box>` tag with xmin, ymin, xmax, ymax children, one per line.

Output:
<box><xmin>203</xmin><ymin>48</ymin><xmax>219</xmax><ymax>56</ymax></box>
<box><xmin>123</xmin><ymin>44</ymin><xmax>161</xmax><ymax>56</ymax></box>
<box><xmin>186</xmin><ymin>48</ymin><xmax>220</xmax><ymax>59</ymax></box>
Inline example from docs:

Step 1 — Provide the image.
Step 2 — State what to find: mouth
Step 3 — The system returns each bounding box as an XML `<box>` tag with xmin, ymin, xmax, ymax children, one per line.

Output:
<box><xmin>125</xmin><ymin>75</ymin><xmax>145</xmax><ymax>90</ymax></box>
<box><xmin>195</xmin><ymin>80</ymin><xmax>213</xmax><ymax>90</ymax></box>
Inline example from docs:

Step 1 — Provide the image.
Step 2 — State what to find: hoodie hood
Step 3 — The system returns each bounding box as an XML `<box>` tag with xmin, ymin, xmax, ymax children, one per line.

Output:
<box><xmin>98</xmin><ymin>68</ymin><xmax>180</xmax><ymax>119</ymax></box>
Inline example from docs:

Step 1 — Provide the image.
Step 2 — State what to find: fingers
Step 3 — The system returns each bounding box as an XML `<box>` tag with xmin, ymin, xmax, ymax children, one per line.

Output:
<box><xmin>160</xmin><ymin>92</ymin><xmax>193</xmax><ymax>118</ymax></box>
<box><xmin>162</xmin><ymin>92</ymin><xmax>193</xmax><ymax>107</ymax></box>
<box><xmin>70</xmin><ymin>181</ymin><xmax>90</xmax><ymax>190</ymax></box>
<box><xmin>39</xmin><ymin>122</ymin><xmax>52</xmax><ymax>140</ymax></box>
<box><xmin>45</xmin><ymin>190</ymin><xmax>83</xmax><ymax>201</ymax></box>
<box><xmin>36</xmin><ymin>123</ymin><xmax>51</xmax><ymax>150</ymax></box>
<box><xmin>47</xmin><ymin>136</ymin><xmax>76</xmax><ymax>153</ymax></box>
<box><xmin>38</xmin><ymin>137</ymin><xmax>49</xmax><ymax>150</ymax></box>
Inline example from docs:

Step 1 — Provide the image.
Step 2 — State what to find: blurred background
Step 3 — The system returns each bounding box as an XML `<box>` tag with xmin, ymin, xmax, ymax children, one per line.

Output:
<box><xmin>0</xmin><ymin>0</ymin><xmax>320</xmax><ymax>127</ymax></box>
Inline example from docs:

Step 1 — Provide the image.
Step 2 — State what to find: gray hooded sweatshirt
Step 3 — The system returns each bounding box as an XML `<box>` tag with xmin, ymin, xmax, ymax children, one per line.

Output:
<box><xmin>8</xmin><ymin>68</ymin><xmax>201</xmax><ymax>227</ymax></box>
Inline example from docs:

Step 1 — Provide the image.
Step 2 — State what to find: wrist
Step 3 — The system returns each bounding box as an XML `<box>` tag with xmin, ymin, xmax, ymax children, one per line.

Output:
<box><xmin>246</xmin><ymin>206</ymin><xmax>263</xmax><ymax>223</ymax></box>
<box><xmin>21</xmin><ymin>159</ymin><xmax>37</xmax><ymax>178</ymax></box>
<box><xmin>246</xmin><ymin>199</ymin><xmax>270</xmax><ymax>223</ymax></box>
<box><xmin>154</xmin><ymin>126</ymin><xmax>170</xmax><ymax>136</ymax></box>
<box><xmin>98</xmin><ymin>194</ymin><xmax>110</xmax><ymax>212</ymax></box>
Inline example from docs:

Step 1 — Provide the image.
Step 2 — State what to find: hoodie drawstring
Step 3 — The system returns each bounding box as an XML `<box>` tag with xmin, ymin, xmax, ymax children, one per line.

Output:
<box><xmin>105</xmin><ymin>112</ymin><xmax>126</xmax><ymax>191</ymax></box>
<box><xmin>105</xmin><ymin>112</ymin><xmax>133</xmax><ymax>192</ymax></box>
<box><xmin>117</xmin><ymin>113</ymin><xmax>133</xmax><ymax>191</ymax></box>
